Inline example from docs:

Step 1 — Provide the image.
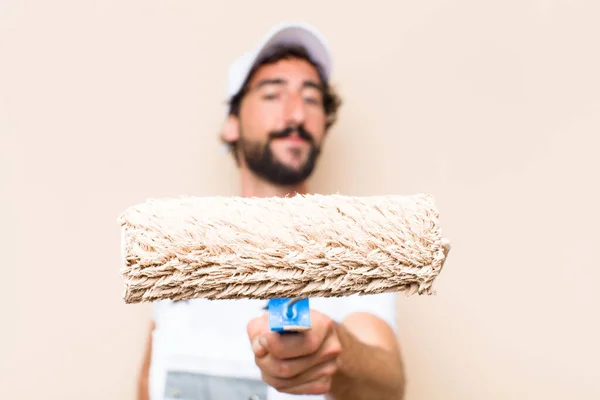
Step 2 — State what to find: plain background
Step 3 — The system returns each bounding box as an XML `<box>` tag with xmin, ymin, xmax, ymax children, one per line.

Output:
<box><xmin>1</xmin><ymin>1</ymin><xmax>599</xmax><ymax>399</ymax></box>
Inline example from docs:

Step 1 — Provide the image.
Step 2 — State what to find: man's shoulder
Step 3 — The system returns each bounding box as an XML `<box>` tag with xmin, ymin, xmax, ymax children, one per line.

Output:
<box><xmin>310</xmin><ymin>293</ymin><xmax>398</xmax><ymax>330</ymax></box>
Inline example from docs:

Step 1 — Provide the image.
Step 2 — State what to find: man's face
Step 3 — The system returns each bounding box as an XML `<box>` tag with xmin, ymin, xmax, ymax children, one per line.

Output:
<box><xmin>236</xmin><ymin>57</ymin><xmax>328</xmax><ymax>185</ymax></box>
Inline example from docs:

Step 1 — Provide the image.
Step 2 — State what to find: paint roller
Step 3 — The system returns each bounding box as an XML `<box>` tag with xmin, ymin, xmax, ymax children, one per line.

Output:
<box><xmin>118</xmin><ymin>193</ymin><xmax>451</xmax><ymax>331</ymax></box>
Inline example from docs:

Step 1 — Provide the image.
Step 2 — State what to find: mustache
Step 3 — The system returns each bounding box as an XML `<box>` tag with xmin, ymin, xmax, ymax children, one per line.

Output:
<box><xmin>268</xmin><ymin>125</ymin><xmax>314</xmax><ymax>144</ymax></box>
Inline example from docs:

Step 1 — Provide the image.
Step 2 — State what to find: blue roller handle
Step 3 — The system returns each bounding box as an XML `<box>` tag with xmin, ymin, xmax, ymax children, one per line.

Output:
<box><xmin>268</xmin><ymin>298</ymin><xmax>311</xmax><ymax>332</ymax></box>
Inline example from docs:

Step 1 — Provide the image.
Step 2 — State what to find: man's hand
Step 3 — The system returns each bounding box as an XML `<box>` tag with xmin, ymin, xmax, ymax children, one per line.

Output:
<box><xmin>247</xmin><ymin>309</ymin><xmax>342</xmax><ymax>395</ymax></box>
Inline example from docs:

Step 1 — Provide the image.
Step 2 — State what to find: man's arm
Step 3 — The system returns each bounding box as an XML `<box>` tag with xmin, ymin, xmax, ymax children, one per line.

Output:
<box><xmin>327</xmin><ymin>312</ymin><xmax>405</xmax><ymax>400</ymax></box>
<box><xmin>136</xmin><ymin>320</ymin><xmax>155</xmax><ymax>400</ymax></box>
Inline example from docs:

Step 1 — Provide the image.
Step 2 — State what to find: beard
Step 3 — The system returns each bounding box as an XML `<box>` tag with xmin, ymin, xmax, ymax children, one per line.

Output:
<box><xmin>239</xmin><ymin>125</ymin><xmax>321</xmax><ymax>186</ymax></box>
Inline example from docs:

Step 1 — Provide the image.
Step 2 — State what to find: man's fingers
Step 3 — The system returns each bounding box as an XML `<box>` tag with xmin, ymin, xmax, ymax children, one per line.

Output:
<box><xmin>248</xmin><ymin>309</ymin><xmax>344</xmax><ymax>396</ymax></box>
<box><xmin>256</xmin><ymin>331</ymin><xmax>342</xmax><ymax>380</ymax></box>
<box><xmin>284</xmin><ymin>375</ymin><xmax>333</xmax><ymax>396</ymax></box>
<box><xmin>261</xmin><ymin>359</ymin><xmax>337</xmax><ymax>394</ymax></box>
<box><xmin>261</xmin><ymin>313</ymin><xmax>335</xmax><ymax>359</ymax></box>
<box><xmin>261</xmin><ymin>331</ymin><xmax>320</xmax><ymax>359</ymax></box>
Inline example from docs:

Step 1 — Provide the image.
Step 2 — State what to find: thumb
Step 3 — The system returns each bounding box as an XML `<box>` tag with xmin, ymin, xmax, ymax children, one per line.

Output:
<box><xmin>252</xmin><ymin>335</ymin><xmax>268</xmax><ymax>358</ymax></box>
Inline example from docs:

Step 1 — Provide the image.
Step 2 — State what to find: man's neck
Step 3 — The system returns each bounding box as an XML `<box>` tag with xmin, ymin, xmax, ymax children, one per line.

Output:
<box><xmin>239</xmin><ymin>167</ymin><xmax>309</xmax><ymax>198</ymax></box>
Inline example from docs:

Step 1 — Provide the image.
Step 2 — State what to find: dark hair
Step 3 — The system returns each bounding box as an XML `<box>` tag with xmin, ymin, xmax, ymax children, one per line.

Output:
<box><xmin>221</xmin><ymin>44</ymin><xmax>342</xmax><ymax>159</ymax></box>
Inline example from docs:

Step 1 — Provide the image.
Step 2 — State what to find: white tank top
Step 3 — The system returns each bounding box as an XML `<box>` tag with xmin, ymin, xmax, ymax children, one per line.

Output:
<box><xmin>149</xmin><ymin>293</ymin><xmax>397</xmax><ymax>400</ymax></box>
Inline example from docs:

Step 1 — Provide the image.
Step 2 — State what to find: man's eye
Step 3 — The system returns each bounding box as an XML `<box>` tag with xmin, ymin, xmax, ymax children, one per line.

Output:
<box><xmin>263</xmin><ymin>93</ymin><xmax>280</xmax><ymax>100</ymax></box>
<box><xmin>304</xmin><ymin>96</ymin><xmax>321</xmax><ymax>105</ymax></box>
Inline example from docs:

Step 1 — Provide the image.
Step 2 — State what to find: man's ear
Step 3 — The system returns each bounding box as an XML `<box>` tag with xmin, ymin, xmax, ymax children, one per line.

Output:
<box><xmin>221</xmin><ymin>114</ymin><xmax>240</xmax><ymax>144</ymax></box>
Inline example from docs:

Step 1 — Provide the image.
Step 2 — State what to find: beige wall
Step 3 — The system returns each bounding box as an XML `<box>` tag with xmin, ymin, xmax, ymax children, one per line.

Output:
<box><xmin>1</xmin><ymin>1</ymin><xmax>599</xmax><ymax>399</ymax></box>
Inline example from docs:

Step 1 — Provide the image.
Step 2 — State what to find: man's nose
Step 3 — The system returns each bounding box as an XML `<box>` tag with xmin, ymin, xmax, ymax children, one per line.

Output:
<box><xmin>283</xmin><ymin>92</ymin><xmax>306</xmax><ymax>126</ymax></box>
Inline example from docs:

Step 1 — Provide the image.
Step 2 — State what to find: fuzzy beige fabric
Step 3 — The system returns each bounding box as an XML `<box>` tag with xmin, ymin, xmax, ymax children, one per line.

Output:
<box><xmin>118</xmin><ymin>193</ymin><xmax>450</xmax><ymax>303</ymax></box>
